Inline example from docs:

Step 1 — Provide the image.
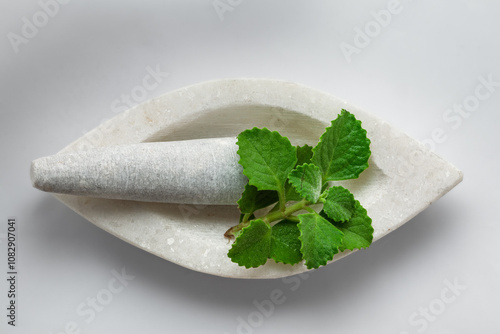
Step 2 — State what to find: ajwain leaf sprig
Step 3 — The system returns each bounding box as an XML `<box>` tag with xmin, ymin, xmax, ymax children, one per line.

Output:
<box><xmin>225</xmin><ymin>109</ymin><xmax>373</xmax><ymax>269</ymax></box>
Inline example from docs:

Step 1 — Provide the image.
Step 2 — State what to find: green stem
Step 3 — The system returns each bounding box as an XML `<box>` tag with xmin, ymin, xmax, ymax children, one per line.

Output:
<box><xmin>241</xmin><ymin>213</ymin><xmax>252</xmax><ymax>224</ymax></box>
<box><xmin>286</xmin><ymin>216</ymin><xmax>300</xmax><ymax>223</ymax></box>
<box><xmin>278</xmin><ymin>188</ymin><xmax>286</xmax><ymax>213</ymax></box>
<box><xmin>225</xmin><ymin>198</ymin><xmax>310</xmax><ymax>239</ymax></box>
<box><xmin>263</xmin><ymin>198</ymin><xmax>310</xmax><ymax>224</ymax></box>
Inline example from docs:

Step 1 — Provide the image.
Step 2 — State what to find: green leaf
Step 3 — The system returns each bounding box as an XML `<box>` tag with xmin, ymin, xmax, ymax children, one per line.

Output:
<box><xmin>312</xmin><ymin>110</ymin><xmax>371</xmax><ymax>182</ymax></box>
<box><xmin>238</xmin><ymin>184</ymin><xmax>279</xmax><ymax>214</ymax></box>
<box><xmin>322</xmin><ymin>186</ymin><xmax>356</xmax><ymax>222</ymax></box>
<box><xmin>322</xmin><ymin>201</ymin><xmax>373</xmax><ymax>251</ymax></box>
<box><xmin>288</xmin><ymin>163</ymin><xmax>322</xmax><ymax>203</ymax></box>
<box><xmin>228</xmin><ymin>219</ymin><xmax>271</xmax><ymax>268</ymax></box>
<box><xmin>298</xmin><ymin>213</ymin><xmax>344</xmax><ymax>269</ymax></box>
<box><xmin>296</xmin><ymin>144</ymin><xmax>313</xmax><ymax>165</ymax></box>
<box><xmin>285</xmin><ymin>144</ymin><xmax>314</xmax><ymax>201</ymax></box>
<box><xmin>227</xmin><ymin>110</ymin><xmax>374</xmax><ymax>270</ymax></box>
<box><xmin>237</xmin><ymin>128</ymin><xmax>297</xmax><ymax>194</ymax></box>
<box><xmin>284</xmin><ymin>180</ymin><xmax>302</xmax><ymax>202</ymax></box>
<box><xmin>270</xmin><ymin>220</ymin><xmax>303</xmax><ymax>265</ymax></box>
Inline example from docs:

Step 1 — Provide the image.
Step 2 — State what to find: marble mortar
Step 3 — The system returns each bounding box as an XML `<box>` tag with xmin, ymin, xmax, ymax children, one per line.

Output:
<box><xmin>30</xmin><ymin>79</ymin><xmax>463</xmax><ymax>279</ymax></box>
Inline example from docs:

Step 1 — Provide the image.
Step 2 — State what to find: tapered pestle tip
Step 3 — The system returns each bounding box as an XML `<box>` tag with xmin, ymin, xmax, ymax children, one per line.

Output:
<box><xmin>29</xmin><ymin>138</ymin><xmax>248</xmax><ymax>204</ymax></box>
<box><xmin>30</xmin><ymin>158</ymin><xmax>46</xmax><ymax>191</ymax></box>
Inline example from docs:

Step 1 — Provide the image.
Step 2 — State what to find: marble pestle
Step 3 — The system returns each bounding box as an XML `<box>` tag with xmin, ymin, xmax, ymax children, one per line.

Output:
<box><xmin>30</xmin><ymin>137</ymin><xmax>248</xmax><ymax>205</ymax></box>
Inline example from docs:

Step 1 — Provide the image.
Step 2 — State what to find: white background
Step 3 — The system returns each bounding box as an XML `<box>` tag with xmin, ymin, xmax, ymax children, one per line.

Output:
<box><xmin>1</xmin><ymin>1</ymin><xmax>499</xmax><ymax>333</ymax></box>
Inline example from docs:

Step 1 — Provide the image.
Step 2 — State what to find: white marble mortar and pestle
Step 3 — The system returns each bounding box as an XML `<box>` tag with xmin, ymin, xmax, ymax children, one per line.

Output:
<box><xmin>30</xmin><ymin>79</ymin><xmax>463</xmax><ymax>279</ymax></box>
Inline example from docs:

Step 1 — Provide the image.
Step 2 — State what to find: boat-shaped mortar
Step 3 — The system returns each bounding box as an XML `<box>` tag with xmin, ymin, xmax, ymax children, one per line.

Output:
<box><xmin>31</xmin><ymin>79</ymin><xmax>463</xmax><ymax>278</ymax></box>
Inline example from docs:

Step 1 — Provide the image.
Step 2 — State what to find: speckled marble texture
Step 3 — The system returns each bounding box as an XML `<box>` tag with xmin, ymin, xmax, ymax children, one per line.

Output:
<box><xmin>31</xmin><ymin>138</ymin><xmax>246</xmax><ymax>205</ymax></box>
<box><xmin>31</xmin><ymin>79</ymin><xmax>463</xmax><ymax>279</ymax></box>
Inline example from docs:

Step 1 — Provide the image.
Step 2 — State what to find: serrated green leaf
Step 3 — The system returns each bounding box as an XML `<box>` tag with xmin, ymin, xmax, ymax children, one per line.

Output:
<box><xmin>284</xmin><ymin>179</ymin><xmax>302</xmax><ymax>202</ymax></box>
<box><xmin>285</xmin><ymin>144</ymin><xmax>314</xmax><ymax>201</ymax></box>
<box><xmin>288</xmin><ymin>164</ymin><xmax>322</xmax><ymax>203</ymax></box>
<box><xmin>237</xmin><ymin>128</ymin><xmax>297</xmax><ymax>194</ymax></box>
<box><xmin>296</xmin><ymin>144</ymin><xmax>313</xmax><ymax>165</ymax></box>
<box><xmin>298</xmin><ymin>213</ymin><xmax>344</xmax><ymax>269</ymax></box>
<box><xmin>270</xmin><ymin>220</ymin><xmax>303</xmax><ymax>265</ymax></box>
<box><xmin>321</xmin><ymin>201</ymin><xmax>373</xmax><ymax>251</ymax></box>
<box><xmin>312</xmin><ymin>110</ymin><xmax>371</xmax><ymax>182</ymax></box>
<box><xmin>238</xmin><ymin>184</ymin><xmax>279</xmax><ymax>214</ymax></box>
<box><xmin>322</xmin><ymin>186</ymin><xmax>356</xmax><ymax>222</ymax></box>
<box><xmin>227</xmin><ymin>111</ymin><xmax>374</xmax><ymax>270</ymax></box>
<box><xmin>228</xmin><ymin>219</ymin><xmax>271</xmax><ymax>268</ymax></box>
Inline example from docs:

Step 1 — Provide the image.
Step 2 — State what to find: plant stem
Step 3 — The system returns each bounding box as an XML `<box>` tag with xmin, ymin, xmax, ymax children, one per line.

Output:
<box><xmin>224</xmin><ymin>199</ymin><xmax>310</xmax><ymax>238</ymax></box>
<box><xmin>286</xmin><ymin>216</ymin><xmax>300</xmax><ymax>223</ymax></box>
<box><xmin>262</xmin><ymin>198</ymin><xmax>309</xmax><ymax>223</ymax></box>
<box><xmin>241</xmin><ymin>213</ymin><xmax>252</xmax><ymax>224</ymax></box>
<box><xmin>278</xmin><ymin>188</ymin><xmax>286</xmax><ymax>213</ymax></box>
